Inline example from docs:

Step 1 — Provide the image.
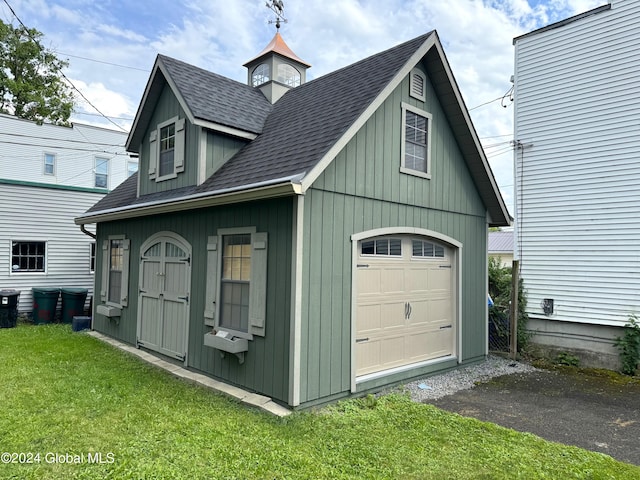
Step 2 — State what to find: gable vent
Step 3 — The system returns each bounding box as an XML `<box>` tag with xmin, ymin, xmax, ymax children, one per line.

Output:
<box><xmin>410</xmin><ymin>69</ymin><xmax>426</xmax><ymax>102</ymax></box>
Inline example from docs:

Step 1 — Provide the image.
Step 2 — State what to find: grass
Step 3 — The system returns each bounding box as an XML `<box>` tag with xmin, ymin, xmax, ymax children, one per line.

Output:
<box><xmin>0</xmin><ymin>324</ymin><xmax>638</xmax><ymax>479</ymax></box>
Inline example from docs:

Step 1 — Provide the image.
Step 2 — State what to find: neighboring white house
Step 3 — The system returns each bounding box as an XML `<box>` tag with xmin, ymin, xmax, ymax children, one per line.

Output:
<box><xmin>0</xmin><ymin>113</ymin><xmax>136</xmax><ymax>313</ymax></box>
<box><xmin>488</xmin><ymin>230</ymin><xmax>514</xmax><ymax>268</ymax></box>
<box><xmin>513</xmin><ymin>0</ymin><xmax>640</xmax><ymax>368</ymax></box>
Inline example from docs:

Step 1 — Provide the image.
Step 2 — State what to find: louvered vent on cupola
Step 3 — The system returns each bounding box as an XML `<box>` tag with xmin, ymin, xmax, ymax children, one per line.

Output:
<box><xmin>410</xmin><ymin>68</ymin><xmax>426</xmax><ymax>102</ymax></box>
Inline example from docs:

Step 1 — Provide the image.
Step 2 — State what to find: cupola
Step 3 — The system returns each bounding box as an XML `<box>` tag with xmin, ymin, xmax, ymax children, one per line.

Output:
<box><xmin>244</xmin><ymin>2</ymin><xmax>310</xmax><ymax>103</ymax></box>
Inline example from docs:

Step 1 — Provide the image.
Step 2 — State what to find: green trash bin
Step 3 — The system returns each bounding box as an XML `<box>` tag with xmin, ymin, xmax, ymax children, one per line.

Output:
<box><xmin>0</xmin><ymin>290</ymin><xmax>20</xmax><ymax>328</ymax></box>
<box><xmin>60</xmin><ymin>288</ymin><xmax>88</xmax><ymax>324</ymax></box>
<box><xmin>32</xmin><ymin>288</ymin><xmax>60</xmax><ymax>324</ymax></box>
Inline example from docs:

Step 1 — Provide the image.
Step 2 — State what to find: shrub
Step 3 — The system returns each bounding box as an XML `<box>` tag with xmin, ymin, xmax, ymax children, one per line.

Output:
<box><xmin>488</xmin><ymin>257</ymin><xmax>529</xmax><ymax>352</ymax></box>
<box><xmin>615</xmin><ymin>315</ymin><xmax>640</xmax><ymax>376</ymax></box>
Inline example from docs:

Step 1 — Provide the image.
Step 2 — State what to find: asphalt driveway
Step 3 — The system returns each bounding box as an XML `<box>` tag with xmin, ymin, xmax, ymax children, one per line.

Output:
<box><xmin>424</xmin><ymin>368</ymin><xmax>640</xmax><ymax>466</ymax></box>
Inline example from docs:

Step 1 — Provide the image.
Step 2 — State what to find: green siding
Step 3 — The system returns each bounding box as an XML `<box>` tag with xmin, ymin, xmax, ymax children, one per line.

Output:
<box><xmin>138</xmin><ymin>84</ymin><xmax>199</xmax><ymax>196</ymax></box>
<box><xmin>206</xmin><ymin>131</ymin><xmax>247</xmax><ymax>179</ymax></box>
<box><xmin>299</xmin><ymin>63</ymin><xmax>489</xmax><ymax>405</ymax></box>
<box><xmin>94</xmin><ymin>197</ymin><xmax>293</xmax><ymax>403</ymax></box>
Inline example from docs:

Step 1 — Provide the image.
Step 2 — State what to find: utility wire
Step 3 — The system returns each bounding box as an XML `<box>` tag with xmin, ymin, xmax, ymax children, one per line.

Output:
<box><xmin>55</xmin><ymin>51</ymin><xmax>149</xmax><ymax>72</ymax></box>
<box><xmin>0</xmin><ymin>131</ymin><xmax>125</xmax><ymax>148</ymax></box>
<box><xmin>2</xmin><ymin>0</ymin><xmax>128</xmax><ymax>133</ymax></box>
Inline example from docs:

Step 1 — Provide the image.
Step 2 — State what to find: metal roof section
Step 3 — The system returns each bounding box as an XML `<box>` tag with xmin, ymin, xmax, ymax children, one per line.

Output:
<box><xmin>513</xmin><ymin>3</ymin><xmax>611</xmax><ymax>44</ymax></box>
<box><xmin>243</xmin><ymin>32</ymin><xmax>311</xmax><ymax>68</ymax></box>
<box><xmin>488</xmin><ymin>231</ymin><xmax>514</xmax><ymax>253</ymax></box>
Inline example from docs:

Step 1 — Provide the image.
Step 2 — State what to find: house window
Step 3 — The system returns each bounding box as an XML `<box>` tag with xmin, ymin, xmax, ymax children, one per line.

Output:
<box><xmin>401</xmin><ymin>103</ymin><xmax>432</xmax><ymax>179</ymax></box>
<box><xmin>90</xmin><ymin>242</ymin><xmax>96</xmax><ymax>273</ymax></box>
<box><xmin>277</xmin><ymin>64</ymin><xmax>300</xmax><ymax>87</ymax></box>
<box><xmin>204</xmin><ymin>229</ymin><xmax>268</xmax><ymax>339</ymax></box>
<box><xmin>361</xmin><ymin>238</ymin><xmax>402</xmax><ymax>256</ymax></box>
<box><xmin>11</xmin><ymin>241</ymin><xmax>45</xmax><ymax>272</ymax></box>
<box><xmin>95</xmin><ymin>157</ymin><xmax>109</xmax><ymax>188</ymax></box>
<box><xmin>220</xmin><ymin>234</ymin><xmax>252</xmax><ymax>333</ymax></box>
<box><xmin>127</xmin><ymin>161</ymin><xmax>138</xmax><ymax>177</ymax></box>
<box><xmin>44</xmin><ymin>153</ymin><xmax>56</xmax><ymax>175</ymax></box>
<box><xmin>149</xmin><ymin>117</ymin><xmax>185</xmax><ymax>182</ymax></box>
<box><xmin>159</xmin><ymin>123</ymin><xmax>175</xmax><ymax>177</ymax></box>
<box><xmin>100</xmin><ymin>236</ymin><xmax>130</xmax><ymax>307</ymax></box>
<box><xmin>412</xmin><ymin>239</ymin><xmax>445</xmax><ymax>258</ymax></box>
<box><xmin>252</xmin><ymin>64</ymin><xmax>270</xmax><ymax>86</ymax></box>
<box><xmin>410</xmin><ymin>68</ymin><xmax>426</xmax><ymax>102</ymax></box>
<box><xmin>108</xmin><ymin>239</ymin><xmax>124</xmax><ymax>304</ymax></box>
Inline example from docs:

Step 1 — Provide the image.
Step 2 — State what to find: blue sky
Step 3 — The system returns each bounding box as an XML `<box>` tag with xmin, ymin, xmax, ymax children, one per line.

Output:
<box><xmin>0</xmin><ymin>0</ymin><xmax>607</xmax><ymax>213</ymax></box>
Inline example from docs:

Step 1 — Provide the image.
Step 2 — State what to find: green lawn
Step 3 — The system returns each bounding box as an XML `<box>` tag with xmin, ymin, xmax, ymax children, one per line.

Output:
<box><xmin>0</xmin><ymin>324</ymin><xmax>637</xmax><ymax>479</ymax></box>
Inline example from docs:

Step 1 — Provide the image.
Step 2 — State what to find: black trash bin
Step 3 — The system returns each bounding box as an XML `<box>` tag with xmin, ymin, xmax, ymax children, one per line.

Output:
<box><xmin>60</xmin><ymin>288</ymin><xmax>88</xmax><ymax>324</ymax></box>
<box><xmin>32</xmin><ymin>288</ymin><xmax>60</xmax><ymax>324</ymax></box>
<box><xmin>0</xmin><ymin>290</ymin><xmax>20</xmax><ymax>328</ymax></box>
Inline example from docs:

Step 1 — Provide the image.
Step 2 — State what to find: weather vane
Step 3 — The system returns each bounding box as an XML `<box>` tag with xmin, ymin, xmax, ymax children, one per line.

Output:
<box><xmin>266</xmin><ymin>1</ymin><xmax>287</xmax><ymax>30</ymax></box>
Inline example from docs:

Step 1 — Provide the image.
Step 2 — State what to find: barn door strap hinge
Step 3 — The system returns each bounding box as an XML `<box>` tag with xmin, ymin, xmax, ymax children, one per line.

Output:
<box><xmin>439</xmin><ymin>265</ymin><xmax>452</xmax><ymax>269</ymax></box>
<box><xmin>178</xmin><ymin>295</ymin><xmax>189</xmax><ymax>303</ymax></box>
<box><xmin>182</xmin><ymin>257</ymin><xmax>191</xmax><ymax>265</ymax></box>
<box><xmin>355</xmin><ymin>337</ymin><xmax>369</xmax><ymax>343</ymax></box>
<box><xmin>357</xmin><ymin>264</ymin><xmax>370</xmax><ymax>268</ymax></box>
<box><xmin>440</xmin><ymin>325</ymin><xmax>452</xmax><ymax>329</ymax></box>
<box><xmin>405</xmin><ymin>302</ymin><xmax>412</xmax><ymax>320</ymax></box>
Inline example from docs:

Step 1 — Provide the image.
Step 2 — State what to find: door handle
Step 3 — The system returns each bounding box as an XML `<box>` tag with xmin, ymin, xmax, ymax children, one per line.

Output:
<box><xmin>407</xmin><ymin>302</ymin><xmax>412</xmax><ymax>320</ymax></box>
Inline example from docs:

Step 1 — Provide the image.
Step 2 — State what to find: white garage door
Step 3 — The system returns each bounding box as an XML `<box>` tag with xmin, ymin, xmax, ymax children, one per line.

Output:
<box><xmin>355</xmin><ymin>236</ymin><xmax>455</xmax><ymax>377</ymax></box>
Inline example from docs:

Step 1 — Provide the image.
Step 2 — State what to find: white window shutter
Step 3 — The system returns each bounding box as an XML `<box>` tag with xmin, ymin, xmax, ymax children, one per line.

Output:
<box><xmin>204</xmin><ymin>236</ymin><xmax>218</xmax><ymax>326</ymax></box>
<box><xmin>120</xmin><ymin>239</ymin><xmax>130</xmax><ymax>307</ymax></box>
<box><xmin>100</xmin><ymin>240</ymin><xmax>109</xmax><ymax>302</ymax></box>
<box><xmin>175</xmin><ymin>118</ymin><xmax>185</xmax><ymax>173</ymax></box>
<box><xmin>148</xmin><ymin>130</ymin><xmax>157</xmax><ymax>179</ymax></box>
<box><xmin>249</xmin><ymin>232</ymin><xmax>268</xmax><ymax>337</ymax></box>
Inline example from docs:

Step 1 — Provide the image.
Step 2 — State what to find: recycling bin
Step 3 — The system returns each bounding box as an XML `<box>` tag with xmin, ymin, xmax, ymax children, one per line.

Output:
<box><xmin>61</xmin><ymin>288</ymin><xmax>88</xmax><ymax>324</ymax></box>
<box><xmin>32</xmin><ymin>287</ymin><xmax>60</xmax><ymax>324</ymax></box>
<box><xmin>0</xmin><ymin>290</ymin><xmax>20</xmax><ymax>328</ymax></box>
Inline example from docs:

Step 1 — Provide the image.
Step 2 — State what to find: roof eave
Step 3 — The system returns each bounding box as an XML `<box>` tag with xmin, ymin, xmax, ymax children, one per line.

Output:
<box><xmin>75</xmin><ymin>177</ymin><xmax>303</xmax><ymax>225</ymax></box>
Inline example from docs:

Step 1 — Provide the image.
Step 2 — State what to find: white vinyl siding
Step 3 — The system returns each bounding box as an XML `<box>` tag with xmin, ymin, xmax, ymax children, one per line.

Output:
<box><xmin>513</xmin><ymin>0</ymin><xmax>640</xmax><ymax>327</ymax></box>
<box><xmin>0</xmin><ymin>114</ymin><xmax>132</xmax><ymax>189</ymax></box>
<box><xmin>0</xmin><ymin>183</ymin><xmax>100</xmax><ymax>312</ymax></box>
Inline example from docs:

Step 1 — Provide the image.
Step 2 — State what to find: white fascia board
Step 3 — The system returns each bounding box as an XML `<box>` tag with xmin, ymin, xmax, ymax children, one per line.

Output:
<box><xmin>192</xmin><ymin>119</ymin><xmax>258</xmax><ymax>141</ymax></box>
<box><xmin>75</xmin><ymin>176</ymin><xmax>304</xmax><ymax>225</ymax></box>
<box><xmin>300</xmin><ymin>34</ymin><xmax>437</xmax><ymax>192</ymax></box>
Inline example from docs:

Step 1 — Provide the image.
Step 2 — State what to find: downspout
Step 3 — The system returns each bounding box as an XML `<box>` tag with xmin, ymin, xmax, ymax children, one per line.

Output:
<box><xmin>80</xmin><ymin>224</ymin><xmax>96</xmax><ymax>239</ymax></box>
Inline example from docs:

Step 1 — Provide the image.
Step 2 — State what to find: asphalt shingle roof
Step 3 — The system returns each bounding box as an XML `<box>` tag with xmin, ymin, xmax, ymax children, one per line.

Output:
<box><xmin>159</xmin><ymin>55</ymin><xmax>273</xmax><ymax>134</ymax></box>
<box><xmin>87</xmin><ymin>32</ymin><xmax>434</xmax><ymax>215</ymax></box>
<box><xmin>488</xmin><ymin>231</ymin><xmax>514</xmax><ymax>253</ymax></box>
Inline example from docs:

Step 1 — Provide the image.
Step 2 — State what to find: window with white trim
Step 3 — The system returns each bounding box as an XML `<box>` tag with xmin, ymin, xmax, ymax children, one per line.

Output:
<box><xmin>361</xmin><ymin>238</ymin><xmax>402</xmax><ymax>256</ymax></box>
<box><xmin>95</xmin><ymin>157</ymin><xmax>109</xmax><ymax>188</ymax></box>
<box><xmin>204</xmin><ymin>228</ymin><xmax>268</xmax><ymax>339</ymax></box>
<box><xmin>44</xmin><ymin>153</ymin><xmax>56</xmax><ymax>175</ymax></box>
<box><xmin>412</xmin><ymin>239</ymin><xmax>445</xmax><ymax>258</ymax></box>
<box><xmin>100</xmin><ymin>236</ymin><xmax>130</xmax><ymax>307</ymax></box>
<box><xmin>90</xmin><ymin>242</ymin><xmax>96</xmax><ymax>273</ymax></box>
<box><xmin>127</xmin><ymin>161</ymin><xmax>138</xmax><ymax>177</ymax></box>
<box><xmin>148</xmin><ymin>116</ymin><xmax>185</xmax><ymax>182</ymax></box>
<box><xmin>252</xmin><ymin>64</ymin><xmax>270</xmax><ymax>86</ymax></box>
<box><xmin>401</xmin><ymin>103</ymin><xmax>432</xmax><ymax>179</ymax></box>
<box><xmin>11</xmin><ymin>241</ymin><xmax>45</xmax><ymax>272</ymax></box>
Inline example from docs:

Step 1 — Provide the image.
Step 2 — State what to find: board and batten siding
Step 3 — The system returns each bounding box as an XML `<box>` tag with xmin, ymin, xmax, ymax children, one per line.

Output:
<box><xmin>514</xmin><ymin>0</ymin><xmax>640</xmax><ymax>326</ymax></box>
<box><xmin>0</xmin><ymin>183</ymin><xmax>101</xmax><ymax>312</ymax></box>
<box><xmin>0</xmin><ymin>113</ymin><xmax>132</xmax><ymax>190</ymax></box>
<box><xmin>137</xmin><ymin>84</ymin><xmax>198</xmax><ymax>196</ymax></box>
<box><xmin>299</xmin><ymin>64</ymin><xmax>489</xmax><ymax>405</ymax></box>
<box><xmin>94</xmin><ymin>197</ymin><xmax>293</xmax><ymax>403</ymax></box>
